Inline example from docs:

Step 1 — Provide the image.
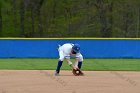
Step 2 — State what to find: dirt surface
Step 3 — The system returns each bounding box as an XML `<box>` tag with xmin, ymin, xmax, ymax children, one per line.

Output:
<box><xmin>0</xmin><ymin>70</ymin><xmax>139</xmax><ymax>93</ymax></box>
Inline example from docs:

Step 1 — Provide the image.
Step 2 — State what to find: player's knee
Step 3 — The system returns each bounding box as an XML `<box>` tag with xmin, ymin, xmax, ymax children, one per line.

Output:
<box><xmin>59</xmin><ymin>58</ymin><xmax>64</xmax><ymax>61</ymax></box>
<box><xmin>78</xmin><ymin>55</ymin><xmax>83</xmax><ymax>62</ymax></box>
<box><xmin>79</xmin><ymin>58</ymin><xmax>83</xmax><ymax>62</ymax></box>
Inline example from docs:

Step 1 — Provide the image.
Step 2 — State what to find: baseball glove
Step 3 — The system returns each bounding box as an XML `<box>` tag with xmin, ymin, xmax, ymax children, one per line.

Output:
<box><xmin>72</xmin><ymin>68</ymin><xmax>84</xmax><ymax>76</ymax></box>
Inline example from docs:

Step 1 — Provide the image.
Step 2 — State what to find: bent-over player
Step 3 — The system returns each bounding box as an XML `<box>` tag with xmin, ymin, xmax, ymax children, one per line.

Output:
<box><xmin>55</xmin><ymin>43</ymin><xmax>83</xmax><ymax>76</ymax></box>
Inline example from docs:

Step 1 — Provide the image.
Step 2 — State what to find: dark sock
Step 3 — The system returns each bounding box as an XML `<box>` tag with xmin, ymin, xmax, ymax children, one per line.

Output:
<box><xmin>56</xmin><ymin>60</ymin><xmax>63</xmax><ymax>73</ymax></box>
<box><xmin>78</xmin><ymin>61</ymin><xmax>82</xmax><ymax>69</ymax></box>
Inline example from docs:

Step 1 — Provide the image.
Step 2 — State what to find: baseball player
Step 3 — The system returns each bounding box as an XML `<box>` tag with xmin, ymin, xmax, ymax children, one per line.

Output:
<box><xmin>55</xmin><ymin>43</ymin><xmax>83</xmax><ymax>76</ymax></box>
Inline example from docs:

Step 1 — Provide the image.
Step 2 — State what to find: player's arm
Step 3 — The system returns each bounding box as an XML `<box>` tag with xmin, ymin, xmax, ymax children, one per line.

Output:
<box><xmin>65</xmin><ymin>58</ymin><xmax>77</xmax><ymax>70</ymax></box>
<box><xmin>65</xmin><ymin>58</ymin><xmax>73</xmax><ymax>68</ymax></box>
<box><xmin>74</xmin><ymin>58</ymin><xmax>79</xmax><ymax>68</ymax></box>
<box><xmin>74</xmin><ymin>53</ymin><xmax>82</xmax><ymax>69</ymax></box>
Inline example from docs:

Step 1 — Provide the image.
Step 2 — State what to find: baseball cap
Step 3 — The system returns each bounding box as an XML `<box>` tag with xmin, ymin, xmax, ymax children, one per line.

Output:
<box><xmin>72</xmin><ymin>44</ymin><xmax>80</xmax><ymax>53</ymax></box>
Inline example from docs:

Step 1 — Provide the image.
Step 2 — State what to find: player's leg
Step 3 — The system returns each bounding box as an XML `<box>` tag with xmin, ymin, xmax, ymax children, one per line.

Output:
<box><xmin>55</xmin><ymin>50</ymin><xmax>64</xmax><ymax>76</ymax></box>
<box><xmin>56</xmin><ymin>60</ymin><xmax>63</xmax><ymax>73</ymax></box>
<box><xmin>74</xmin><ymin>54</ymin><xmax>83</xmax><ymax>69</ymax></box>
<box><xmin>78</xmin><ymin>54</ymin><xmax>83</xmax><ymax>69</ymax></box>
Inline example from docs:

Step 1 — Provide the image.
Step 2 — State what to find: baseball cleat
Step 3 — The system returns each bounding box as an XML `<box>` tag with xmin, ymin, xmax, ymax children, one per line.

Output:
<box><xmin>54</xmin><ymin>72</ymin><xmax>59</xmax><ymax>76</ymax></box>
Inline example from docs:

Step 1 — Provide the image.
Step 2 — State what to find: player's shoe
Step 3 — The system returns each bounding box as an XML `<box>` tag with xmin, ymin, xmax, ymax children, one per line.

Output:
<box><xmin>54</xmin><ymin>71</ymin><xmax>59</xmax><ymax>76</ymax></box>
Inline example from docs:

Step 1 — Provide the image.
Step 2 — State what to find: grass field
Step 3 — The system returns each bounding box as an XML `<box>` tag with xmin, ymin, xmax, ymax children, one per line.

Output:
<box><xmin>0</xmin><ymin>58</ymin><xmax>140</xmax><ymax>71</ymax></box>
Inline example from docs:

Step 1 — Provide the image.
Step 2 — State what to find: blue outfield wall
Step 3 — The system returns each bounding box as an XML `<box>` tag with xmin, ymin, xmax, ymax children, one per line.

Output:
<box><xmin>0</xmin><ymin>39</ymin><xmax>140</xmax><ymax>58</ymax></box>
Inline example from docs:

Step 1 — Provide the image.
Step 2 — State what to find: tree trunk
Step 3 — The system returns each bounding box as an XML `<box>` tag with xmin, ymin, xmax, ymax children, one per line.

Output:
<box><xmin>136</xmin><ymin>7</ymin><xmax>140</xmax><ymax>37</ymax></box>
<box><xmin>108</xmin><ymin>2</ymin><xmax>113</xmax><ymax>37</ymax></box>
<box><xmin>123</xmin><ymin>4</ymin><xmax>131</xmax><ymax>37</ymax></box>
<box><xmin>138</xmin><ymin>7</ymin><xmax>140</xmax><ymax>38</ymax></box>
<box><xmin>20</xmin><ymin>0</ymin><xmax>25</xmax><ymax>37</ymax></box>
<box><xmin>31</xmin><ymin>8</ymin><xmax>35</xmax><ymax>37</ymax></box>
<box><xmin>12</xmin><ymin>0</ymin><xmax>17</xmax><ymax>32</ymax></box>
<box><xmin>124</xmin><ymin>13</ymin><xmax>129</xmax><ymax>37</ymax></box>
<box><xmin>0</xmin><ymin>7</ymin><xmax>2</xmax><ymax>36</ymax></box>
<box><xmin>65</xmin><ymin>7</ymin><xmax>72</xmax><ymax>36</ymax></box>
<box><xmin>37</xmin><ymin>0</ymin><xmax>44</xmax><ymax>37</ymax></box>
<box><xmin>95</xmin><ymin>0</ymin><xmax>108</xmax><ymax>37</ymax></box>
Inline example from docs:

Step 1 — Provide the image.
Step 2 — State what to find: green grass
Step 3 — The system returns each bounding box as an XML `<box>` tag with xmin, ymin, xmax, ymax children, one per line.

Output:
<box><xmin>0</xmin><ymin>58</ymin><xmax>140</xmax><ymax>71</ymax></box>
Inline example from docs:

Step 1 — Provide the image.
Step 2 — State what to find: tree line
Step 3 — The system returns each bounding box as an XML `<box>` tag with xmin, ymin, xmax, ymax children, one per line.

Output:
<box><xmin>0</xmin><ymin>0</ymin><xmax>140</xmax><ymax>37</ymax></box>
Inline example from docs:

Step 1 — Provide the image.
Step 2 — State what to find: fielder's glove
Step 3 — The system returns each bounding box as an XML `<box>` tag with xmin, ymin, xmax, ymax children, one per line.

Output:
<box><xmin>72</xmin><ymin>68</ymin><xmax>84</xmax><ymax>76</ymax></box>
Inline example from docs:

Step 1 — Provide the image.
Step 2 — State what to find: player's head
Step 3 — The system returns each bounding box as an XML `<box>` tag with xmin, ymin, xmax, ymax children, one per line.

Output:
<box><xmin>72</xmin><ymin>44</ymin><xmax>80</xmax><ymax>53</ymax></box>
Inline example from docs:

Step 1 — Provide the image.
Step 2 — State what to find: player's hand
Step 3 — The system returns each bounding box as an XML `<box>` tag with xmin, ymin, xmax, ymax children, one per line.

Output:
<box><xmin>72</xmin><ymin>68</ymin><xmax>84</xmax><ymax>76</ymax></box>
<box><xmin>72</xmin><ymin>66</ymin><xmax>79</xmax><ymax>70</ymax></box>
<box><xmin>69</xmin><ymin>63</ymin><xmax>78</xmax><ymax>70</ymax></box>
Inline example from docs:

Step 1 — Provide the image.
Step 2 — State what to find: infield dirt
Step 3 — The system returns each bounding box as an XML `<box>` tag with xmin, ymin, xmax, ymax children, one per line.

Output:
<box><xmin>0</xmin><ymin>70</ymin><xmax>139</xmax><ymax>93</ymax></box>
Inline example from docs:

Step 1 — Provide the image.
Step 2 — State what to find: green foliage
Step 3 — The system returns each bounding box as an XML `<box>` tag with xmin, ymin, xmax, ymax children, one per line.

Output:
<box><xmin>0</xmin><ymin>0</ymin><xmax>140</xmax><ymax>37</ymax></box>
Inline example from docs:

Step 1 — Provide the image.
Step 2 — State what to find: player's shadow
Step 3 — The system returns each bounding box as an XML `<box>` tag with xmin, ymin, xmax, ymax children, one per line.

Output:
<box><xmin>58</xmin><ymin>74</ymin><xmax>74</xmax><ymax>76</ymax></box>
<box><xmin>59</xmin><ymin>74</ymin><xmax>85</xmax><ymax>76</ymax></box>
